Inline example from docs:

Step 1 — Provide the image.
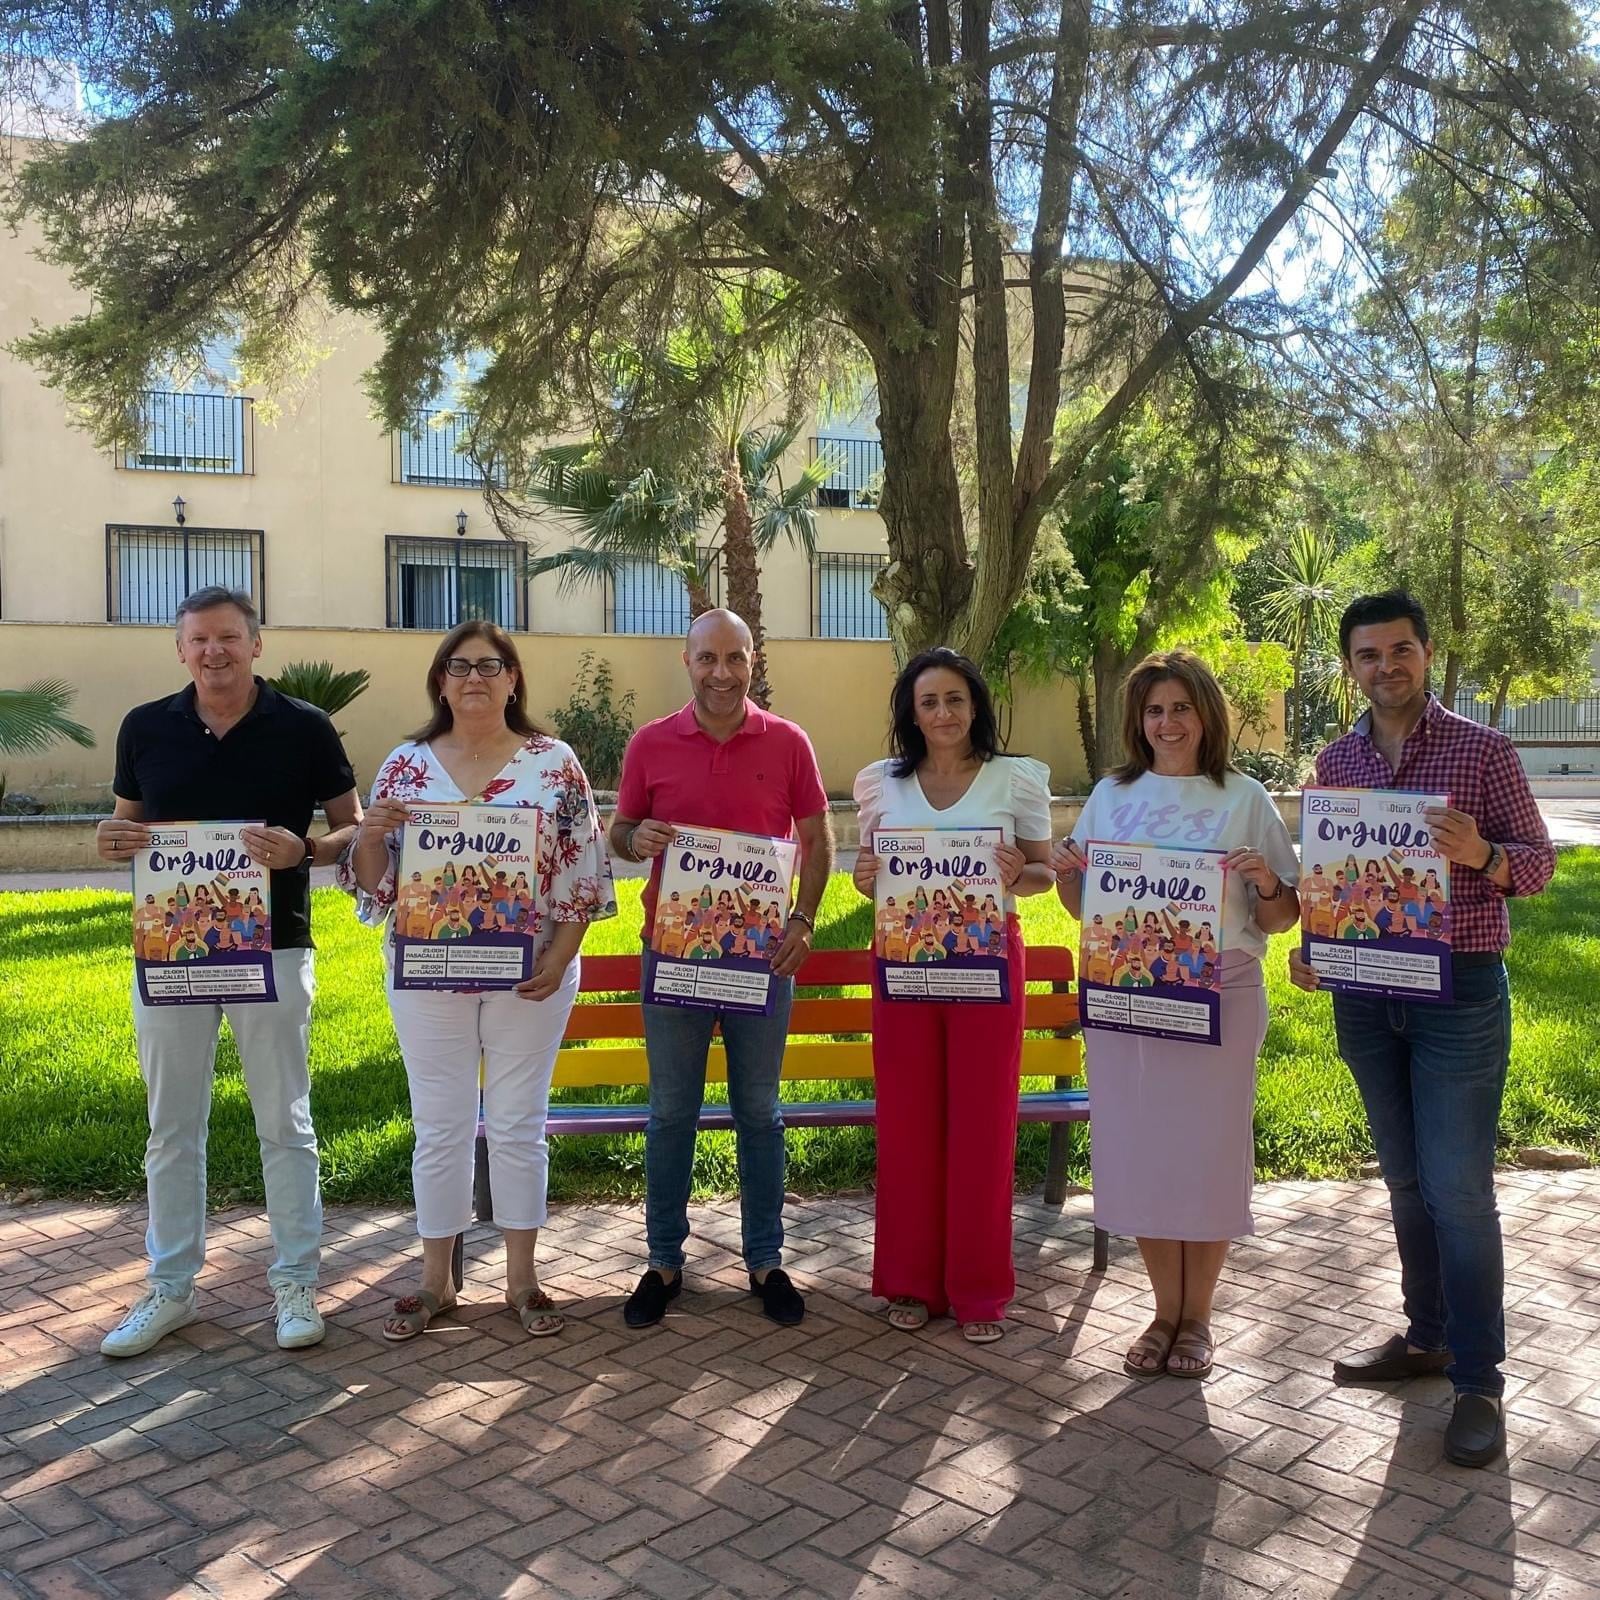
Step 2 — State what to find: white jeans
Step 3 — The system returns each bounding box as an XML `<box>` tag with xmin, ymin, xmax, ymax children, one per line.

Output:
<box><xmin>386</xmin><ymin>959</ymin><xmax>580</xmax><ymax>1237</ymax></box>
<box><xmin>132</xmin><ymin>947</ymin><xmax>320</xmax><ymax>1297</ymax></box>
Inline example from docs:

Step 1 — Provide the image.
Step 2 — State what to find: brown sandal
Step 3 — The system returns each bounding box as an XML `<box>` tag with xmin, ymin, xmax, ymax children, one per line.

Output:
<box><xmin>1167</xmin><ymin>1318</ymin><xmax>1214</xmax><ymax>1379</ymax></box>
<box><xmin>1123</xmin><ymin>1317</ymin><xmax>1177</xmax><ymax>1377</ymax></box>
<box><xmin>511</xmin><ymin>1288</ymin><xmax>564</xmax><ymax>1338</ymax></box>
<box><xmin>383</xmin><ymin>1290</ymin><xmax>453</xmax><ymax>1342</ymax></box>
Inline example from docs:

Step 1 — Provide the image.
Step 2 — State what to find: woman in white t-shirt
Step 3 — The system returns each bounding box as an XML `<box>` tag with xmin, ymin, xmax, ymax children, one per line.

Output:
<box><xmin>1052</xmin><ymin>651</ymin><xmax>1301</xmax><ymax>1381</ymax></box>
<box><xmin>852</xmin><ymin>648</ymin><xmax>1054</xmax><ymax>1343</ymax></box>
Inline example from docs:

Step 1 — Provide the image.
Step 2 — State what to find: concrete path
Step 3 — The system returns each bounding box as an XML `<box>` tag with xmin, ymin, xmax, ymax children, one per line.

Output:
<box><xmin>3</xmin><ymin>1171</ymin><xmax>1599</xmax><ymax>1598</ymax></box>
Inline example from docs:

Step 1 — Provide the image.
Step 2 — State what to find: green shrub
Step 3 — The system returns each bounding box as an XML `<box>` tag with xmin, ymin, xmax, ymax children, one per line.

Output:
<box><xmin>548</xmin><ymin>652</ymin><xmax>636</xmax><ymax>788</ymax></box>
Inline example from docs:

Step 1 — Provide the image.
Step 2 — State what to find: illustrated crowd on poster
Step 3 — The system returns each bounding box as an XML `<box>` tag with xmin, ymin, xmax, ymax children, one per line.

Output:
<box><xmin>133</xmin><ymin>877</ymin><xmax>272</xmax><ymax>959</ymax></box>
<box><xmin>1079</xmin><ymin>902</ymin><xmax>1221</xmax><ymax>992</ymax></box>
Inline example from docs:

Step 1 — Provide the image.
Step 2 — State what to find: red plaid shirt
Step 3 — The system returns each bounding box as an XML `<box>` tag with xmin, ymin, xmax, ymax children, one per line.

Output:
<box><xmin>1313</xmin><ymin>694</ymin><xmax>1555</xmax><ymax>953</ymax></box>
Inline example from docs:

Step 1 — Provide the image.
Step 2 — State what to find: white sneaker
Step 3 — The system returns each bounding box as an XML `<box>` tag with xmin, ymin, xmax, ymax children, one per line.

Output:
<box><xmin>274</xmin><ymin>1283</ymin><xmax>326</xmax><ymax>1349</ymax></box>
<box><xmin>100</xmin><ymin>1286</ymin><xmax>197</xmax><ymax>1358</ymax></box>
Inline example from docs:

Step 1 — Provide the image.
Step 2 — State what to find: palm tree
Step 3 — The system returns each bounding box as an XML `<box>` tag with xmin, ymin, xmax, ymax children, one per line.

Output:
<box><xmin>1257</xmin><ymin>525</ymin><xmax>1341</xmax><ymax>755</ymax></box>
<box><xmin>0</xmin><ymin>680</ymin><xmax>94</xmax><ymax>807</ymax></box>
<box><xmin>529</xmin><ymin>420</ymin><xmax>832</xmax><ymax>709</ymax></box>
<box><xmin>527</xmin><ymin>271</ymin><xmax>846</xmax><ymax>708</ymax></box>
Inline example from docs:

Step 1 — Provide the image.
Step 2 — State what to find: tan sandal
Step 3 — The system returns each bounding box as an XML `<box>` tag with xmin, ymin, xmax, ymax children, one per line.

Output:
<box><xmin>1167</xmin><ymin>1318</ymin><xmax>1214</xmax><ymax>1379</ymax></box>
<box><xmin>383</xmin><ymin>1289</ymin><xmax>453</xmax><ymax>1342</ymax></box>
<box><xmin>511</xmin><ymin>1288</ymin><xmax>564</xmax><ymax>1338</ymax></box>
<box><xmin>1123</xmin><ymin>1317</ymin><xmax>1177</xmax><ymax>1377</ymax></box>
<box><xmin>961</xmin><ymin>1320</ymin><xmax>1004</xmax><ymax>1345</ymax></box>
<box><xmin>886</xmin><ymin>1298</ymin><xmax>929</xmax><ymax>1331</ymax></box>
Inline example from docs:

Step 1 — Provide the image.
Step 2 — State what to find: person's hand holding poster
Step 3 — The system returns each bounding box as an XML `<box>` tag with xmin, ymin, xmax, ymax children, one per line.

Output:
<box><xmin>873</xmin><ymin>827</ymin><xmax>1010</xmax><ymax>1002</ymax></box>
<box><xmin>1079</xmin><ymin>841</ymin><xmax>1226</xmax><ymax>1044</ymax></box>
<box><xmin>132</xmin><ymin>822</ymin><xmax>276</xmax><ymax>1004</ymax></box>
<box><xmin>647</xmin><ymin>826</ymin><xmax>800</xmax><ymax>1013</ymax></box>
<box><xmin>394</xmin><ymin>804</ymin><xmax>543</xmax><ymax>990</ymax></box>
<box><xmin>1300</xmin><ymin>787</ymin><xmax>1453</xmax><ymax>1001</ymax></box>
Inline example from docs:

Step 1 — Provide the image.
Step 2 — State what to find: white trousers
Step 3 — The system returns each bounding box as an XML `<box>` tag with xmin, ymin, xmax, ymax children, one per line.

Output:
<box><xmin>385</xmin><ymin>959</ymin><xmax>580</xmax><ymax>1237</ymax></box>
<box><xmin>132</xmin><ymin>947</ymin><xmax>320</xmax><ymax>1296</ymax></box>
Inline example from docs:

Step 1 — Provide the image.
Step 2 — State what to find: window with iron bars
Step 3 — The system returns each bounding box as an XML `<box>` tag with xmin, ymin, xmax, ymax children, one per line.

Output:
<box><xmin>106</xmin><ymin>526</ymin><xmax>265</xmax><ymax>624</ymax></box>
<box><xmin>118</xmin><ymin>392</ymin><xmax>254</xmax><ymax>475</ymax></box>
<box><xmin>386</xmin><ymin>536</ymin><xmax>529</xmax><ymax>631</ymax></box>
<box><xmin>606</xmin><ymin>551</ymin><xmax>722</xmax><ymax>636</ymax></box>
<box><xmin>392</xmin><ymin>409</ymin><xmax>507</xmax><ymax>488</ymax></box>
<box><xmin>813</xmin><ymin>553</ymin><xmax>889</xmax><ymax>640</ymax></box>
<box><xmin>809</xmin><ymin>436</ymin><xmax>884</xmax><ymax>510</ymax></box>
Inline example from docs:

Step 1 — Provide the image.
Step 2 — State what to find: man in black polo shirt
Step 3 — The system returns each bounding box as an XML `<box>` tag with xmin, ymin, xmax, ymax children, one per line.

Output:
<box><xmin>96</xmin><ymin>586</ymin><xmax>361</xmax><ymax>1356</ymax></box>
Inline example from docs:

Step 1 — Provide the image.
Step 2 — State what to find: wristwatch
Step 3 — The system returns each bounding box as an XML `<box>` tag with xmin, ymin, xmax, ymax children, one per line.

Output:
<box><xmin>1480</xmin><ymin>841</ymin><xmax>1503</xmax><ymax>876</ymax></box>
<box><xmin>789</xmin><ymin>909</ymin><xmax>815</xmax><ymax>932</ymax></box>
<box><xmin>301</xmin><ymin>835</ymin><xmax>316</xmax><ymax>868</ymax></box>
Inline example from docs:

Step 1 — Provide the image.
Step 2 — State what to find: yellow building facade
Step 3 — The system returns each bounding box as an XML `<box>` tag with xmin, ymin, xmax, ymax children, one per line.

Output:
<box><xmin>0</xmin><ymin>135</ymin><xmax>1103</xmax><ymax>799</ymax></box>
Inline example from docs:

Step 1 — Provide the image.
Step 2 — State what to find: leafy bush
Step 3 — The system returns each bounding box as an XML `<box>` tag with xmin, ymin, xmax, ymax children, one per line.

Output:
<box><xmin>1233</xmin><ymin>748</ymin><xmax>1309</xmax><ymax>792</ymax></box>
<box><xmin>549</xmin><ymin>652</ymin><xmax>636</xmax><ymax>788</ymax></box>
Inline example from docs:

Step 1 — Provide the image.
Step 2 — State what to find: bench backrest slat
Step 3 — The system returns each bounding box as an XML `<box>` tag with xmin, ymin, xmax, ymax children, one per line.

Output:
<box><xmin>577</xmin><ymin>943</ymin><xmax>1075</xmax><ymax>994</ymax></box>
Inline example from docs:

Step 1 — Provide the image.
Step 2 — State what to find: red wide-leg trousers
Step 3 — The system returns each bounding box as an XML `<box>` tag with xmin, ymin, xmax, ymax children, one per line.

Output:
<box><xmin>870</xmin><ymin>921</ymin><xmax>1026</xmax><ymax>1322</ymax></box>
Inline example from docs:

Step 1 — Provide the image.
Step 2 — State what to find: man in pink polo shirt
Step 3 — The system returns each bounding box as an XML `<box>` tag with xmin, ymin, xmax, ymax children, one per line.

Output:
<box><xmin>611</xmin><ymin>609</ymin><xmax>834</xmax><ymax>1328</ymax></box>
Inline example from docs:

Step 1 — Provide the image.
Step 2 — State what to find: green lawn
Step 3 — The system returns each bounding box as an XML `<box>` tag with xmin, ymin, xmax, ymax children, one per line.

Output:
<box><xmin>2</xmin><ymin>852</ymin><xmax>1597</xmax><ymax>1205</ymax></box>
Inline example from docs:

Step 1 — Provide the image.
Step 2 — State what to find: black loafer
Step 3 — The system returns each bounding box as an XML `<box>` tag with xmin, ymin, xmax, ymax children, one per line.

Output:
<box><xmin>623</xmin><ymin>1269</ymin><xmax>681</xmax><ymax>1329</ymax></box>
<box><xmin>1332</xmin><ymin>1333</ymin><xmax>1452</xmax><ymax>1385</ymax></box>
<box><xmin>1445</xmin><ymin>1393</ymin><xmax>1505</xmax><ymax>1468</ymax></box>
<box><xmin>750</xmin><ymin>1268</ymin><xmax>805</xmax><ymax>1326</ymax></box>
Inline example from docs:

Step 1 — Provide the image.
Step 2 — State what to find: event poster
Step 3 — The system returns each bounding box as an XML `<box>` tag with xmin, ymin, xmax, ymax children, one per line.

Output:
<box><xmin>1299</xmin><ymin>787</ymin><xmax>1453</xmax><ymax>1002</ymax></box>
<box><xmin>873</xmin><ymin>827</ymin><xmax>1010</xmax><ymax>1003</ymax></box>
<box><xmin>393</xmin><ymin>804</ymin><xmax>544</xmax><ymax>990</ymax></box>
<box><xmin>1079</xmin><ymin>841</ymin><xmax>1226</xmax><ymax>1045</ymax></box>
<box><xmin>646</xmin><ymin>827</ymin><xmax>799</xmax><ymax>1014</ymax></box>
<box><xmin>132</xmin><ymin>822</ymin><xmax>276</xmax><ymax>1005</ymax></box>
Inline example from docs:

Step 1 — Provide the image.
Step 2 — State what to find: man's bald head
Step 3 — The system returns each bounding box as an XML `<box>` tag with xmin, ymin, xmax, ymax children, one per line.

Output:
<box><xmin>684</xmin><ymin>608</ymin><xmax>754</xmax><ymax>726</ymax></box>
<box><xmin>685</xmin><ymin>608</ymin><xmax>753</xmax><ymax>653</ymax></box>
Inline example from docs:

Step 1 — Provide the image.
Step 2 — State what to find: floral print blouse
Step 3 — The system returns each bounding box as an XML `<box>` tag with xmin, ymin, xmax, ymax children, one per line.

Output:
<box><xmin>338</xmin><ymin>735</ymin><xmax>617</xmax><ymax>961</ymax></box>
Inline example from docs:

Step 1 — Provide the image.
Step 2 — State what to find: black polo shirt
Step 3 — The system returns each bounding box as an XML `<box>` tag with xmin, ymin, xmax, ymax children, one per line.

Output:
<box><xmin>113</xmin><ymin>678</ymin><xmax>357</xmax><ymax>949</ymax></box>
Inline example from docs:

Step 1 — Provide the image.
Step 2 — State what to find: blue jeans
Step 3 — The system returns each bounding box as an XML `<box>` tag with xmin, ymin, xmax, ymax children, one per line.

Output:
<box><xmin>641</xmin><ymin>977</ymin><xmax>794</xmax><ymax>1274</ymax></box>
<box><xmin>1331</xmin><ymin>958</ymin><xmax>1511</xmax><ymax>1396</ymax></box>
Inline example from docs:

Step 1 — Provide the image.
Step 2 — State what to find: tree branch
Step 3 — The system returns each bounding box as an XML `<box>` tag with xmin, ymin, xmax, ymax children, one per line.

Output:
<box><xmin>1015</xmin><ymin>0</ymin><xmax>1430</xmax><ymax>549</ymax></box>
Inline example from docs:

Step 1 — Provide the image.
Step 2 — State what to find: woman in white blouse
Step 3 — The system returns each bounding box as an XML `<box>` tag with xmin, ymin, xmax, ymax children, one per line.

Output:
<box><xmin>851</xmin><ymin>648</ymin><xmax>1054</xmax><ymax>1343</ymax></box>
<box><xmin>343</xmin><ymin>622</ymin><xmax>616</xmax><ymax>1342</ymax></box>
<box><xmin>1052</xmin><ymin>650</ymin><xmax>1300</xmax><ymax>1379</ymax></box>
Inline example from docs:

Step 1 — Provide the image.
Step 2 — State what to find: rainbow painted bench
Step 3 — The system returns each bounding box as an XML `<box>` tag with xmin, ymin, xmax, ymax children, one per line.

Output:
<box><xmin>475</xmin><ymin>944</ymin><xmax>1106</xmax><ymax>1272</ymax></box>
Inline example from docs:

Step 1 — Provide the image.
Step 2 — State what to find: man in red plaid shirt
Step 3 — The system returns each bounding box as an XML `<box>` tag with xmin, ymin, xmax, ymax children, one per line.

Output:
<box><xmin>1291</xmin><ymin>590</ymin><xmax>1556</xmax><ymax>1468</ymax></box>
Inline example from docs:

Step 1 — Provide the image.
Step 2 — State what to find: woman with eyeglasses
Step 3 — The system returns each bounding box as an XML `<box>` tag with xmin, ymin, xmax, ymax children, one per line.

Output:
<box><xmin>342</xmin><ymin>621</ymin><xmax>617</xmax><ymax>1343</ymax></box>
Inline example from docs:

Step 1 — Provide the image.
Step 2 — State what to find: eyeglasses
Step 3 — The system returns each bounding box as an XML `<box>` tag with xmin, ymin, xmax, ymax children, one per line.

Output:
<box><xmin>442</xmin><ymin>657</ymin><xmax>509</xmax><ymax>678</ymax></box>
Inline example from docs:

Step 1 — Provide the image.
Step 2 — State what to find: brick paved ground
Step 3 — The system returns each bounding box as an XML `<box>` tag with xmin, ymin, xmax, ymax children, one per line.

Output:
<box><xmin>4</xmin><ymin>1170</ymin><xmax>1599</xmax><ymax>1600</ymax></box>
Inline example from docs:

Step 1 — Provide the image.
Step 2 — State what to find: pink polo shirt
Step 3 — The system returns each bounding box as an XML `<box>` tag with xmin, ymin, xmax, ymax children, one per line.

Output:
<box><xmin>616</xmin><ymin>700</ymin><xmax>828</xmax><ymax>936</ymax></box>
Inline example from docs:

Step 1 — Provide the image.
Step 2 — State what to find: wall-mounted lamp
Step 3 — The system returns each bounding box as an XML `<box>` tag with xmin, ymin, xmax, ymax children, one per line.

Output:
<box><xmin>173</xmin><ymin>495</ymin><xmax>187</xmax><ymax>527</ymax></box>
<box><xmin>455</xmin><ymin>508</ymin><xmax>468</xmax><ymax>537</ymax></box>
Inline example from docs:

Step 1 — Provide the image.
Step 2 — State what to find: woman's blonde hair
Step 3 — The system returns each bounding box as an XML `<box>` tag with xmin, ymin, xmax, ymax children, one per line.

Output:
<box><xmin>1112</xmin><ymin>649</ymin><xmax>1233</xmax><ymax>788</ymax></box>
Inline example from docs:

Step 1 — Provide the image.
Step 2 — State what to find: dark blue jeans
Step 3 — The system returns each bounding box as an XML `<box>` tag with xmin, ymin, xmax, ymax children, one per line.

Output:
<box><xmin>641</xmin><ymin>977</ymin><xmax>794</xmax><ymax>1275</ymax></box>
<box><xmin>1331</xmin><ymin>958</ymin><xmax>1511</xmax><ymax>1396</ymax></box>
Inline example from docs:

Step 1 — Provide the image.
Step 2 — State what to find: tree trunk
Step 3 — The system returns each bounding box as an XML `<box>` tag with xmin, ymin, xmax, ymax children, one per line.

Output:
<box><xmin>871</xmin><ymin>347</ymin><xmax>970</xmax><ymax>665</ymax></box>
<box><xmin>1092</xmin><ymin>637</ymin><xmax>1126</xmax><ymax>774</ymax></box>
<box><xmin>1074</xmin><ymin>670</ymin><xmax>1098</xmax><ymax>785</ymax></box>
<box><xmin>1444</xmin><ymin>222</ymin><xmax>1491</xmax><ymax>712</ymax></box>
<box><xmin>719</xmin><ymin>450</ymin><xmax>771</xmax><ymax>709</ymax></box>
<box><xmin>1490</xmin><ymin>674</ymin><xmax>1511</xmax><ymax>730</ymax></box>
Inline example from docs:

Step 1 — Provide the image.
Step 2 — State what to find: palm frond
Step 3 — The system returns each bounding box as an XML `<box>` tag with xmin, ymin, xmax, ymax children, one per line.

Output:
<box><xmin>736</xmin><ymin>421</ymin><xmax>805</xmax><ymax>488</ymax></box>
<box><xmin>0</xmin><ymin>680</ymin><xmax>95</xmax><ymax>755</ymax></box>
<box><xmin>267</xmin><ymin>661</ymin><xmax>372</xmax><ymax>716</ymax></box>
